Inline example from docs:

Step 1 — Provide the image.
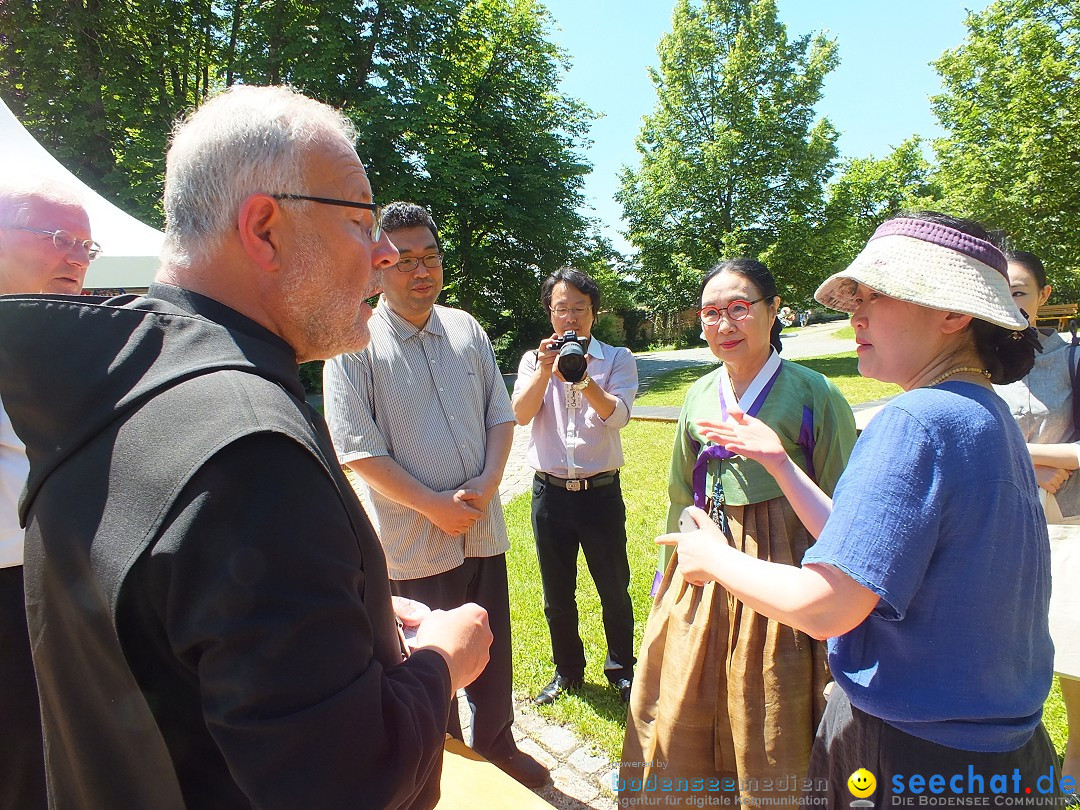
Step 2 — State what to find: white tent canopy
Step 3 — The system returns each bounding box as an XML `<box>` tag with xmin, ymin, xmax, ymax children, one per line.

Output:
<box><xmin>1</xmin><ymin>96</ymin><xmax>163</xmax><ymax>289</ymax></box>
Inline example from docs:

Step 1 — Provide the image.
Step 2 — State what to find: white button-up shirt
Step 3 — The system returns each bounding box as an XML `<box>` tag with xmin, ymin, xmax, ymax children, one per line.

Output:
<box><xmin>1</xmin><ymin>395</ymin><xmax>29</xmax><ymax>568</ymax></box>
<box><xmin>514</xmin><ymin>337</ymin><xmax>638</xmax><ymax>478</ymax></box>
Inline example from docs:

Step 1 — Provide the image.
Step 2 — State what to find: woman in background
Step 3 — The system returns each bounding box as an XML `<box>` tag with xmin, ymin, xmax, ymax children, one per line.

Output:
<box><xmin>995</xmin><ymin>249</ymin><xmax>1080</xmax><ymax>791</ymax></box>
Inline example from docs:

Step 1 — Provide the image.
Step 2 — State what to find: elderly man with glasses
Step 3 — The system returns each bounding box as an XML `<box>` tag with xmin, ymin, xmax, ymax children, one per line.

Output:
<box><xmin>0</xmin><ymin>87</ymin><xmax>496</xmax><ymax>809</ymax></box>
<box><xmin>511</xmin><ymin>267</ymin><xmax>639</xmax><ymax>707</ymax></box>
<box><xmin>0</xmin><ymin>176</ymin><xmax>96</xmax><ymax>810</ymax></box>
<box><xmin>323</xmin><ymin>202</ymin><xmax>549</xmax><ymax>789</ymax></box>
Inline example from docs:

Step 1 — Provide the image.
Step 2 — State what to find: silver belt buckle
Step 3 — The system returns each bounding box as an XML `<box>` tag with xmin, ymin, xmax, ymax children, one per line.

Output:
<box><xmin>565</xmin><ymin>479</ymin><xmax>582</xmax><ymax>492</ymax></box>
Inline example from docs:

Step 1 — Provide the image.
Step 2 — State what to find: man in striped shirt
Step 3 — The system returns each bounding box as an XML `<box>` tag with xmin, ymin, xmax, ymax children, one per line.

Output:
<box><xmin>323</xmin><ymin>202</ymin><xmax>548</xmax><ymax>789</ymax></box>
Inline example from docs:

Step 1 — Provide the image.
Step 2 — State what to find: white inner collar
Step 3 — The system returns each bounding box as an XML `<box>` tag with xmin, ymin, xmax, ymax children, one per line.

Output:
<box><xmin>717</xmin><ymin>350</ymin><xmax>781</xmax><ymax>420</ymax></box>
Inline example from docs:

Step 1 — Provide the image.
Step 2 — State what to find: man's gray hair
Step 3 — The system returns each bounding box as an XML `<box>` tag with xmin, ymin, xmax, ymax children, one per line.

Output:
<box><xmin>0</xmin><ymin>176</ymin><xmax>86</xmax><ymax>228</ymax></box>
<box><xmin>162</xmin><ymin>85</ymin><xmax>356</xmax><ymax>266</ymax></box>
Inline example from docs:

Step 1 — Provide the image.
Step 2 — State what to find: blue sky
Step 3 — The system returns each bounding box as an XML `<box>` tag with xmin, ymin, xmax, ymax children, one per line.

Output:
<box><xmin>539</xmin><ymin>0</ymin><xmax>988</xmax><ymax>253</ymax></box>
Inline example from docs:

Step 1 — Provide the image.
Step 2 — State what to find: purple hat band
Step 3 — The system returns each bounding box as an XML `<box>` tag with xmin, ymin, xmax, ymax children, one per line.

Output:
<box><xmin>870</xmin><ymin>218</ymin><xmax>1008</xmax><ymax>278</ymax></box>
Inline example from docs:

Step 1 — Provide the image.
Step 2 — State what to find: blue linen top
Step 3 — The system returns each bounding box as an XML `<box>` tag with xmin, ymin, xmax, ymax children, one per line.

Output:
<box><xmin>803</xmin><ymin>382</ymin><xmax>1054</xmax><ymax>752</ymax></box>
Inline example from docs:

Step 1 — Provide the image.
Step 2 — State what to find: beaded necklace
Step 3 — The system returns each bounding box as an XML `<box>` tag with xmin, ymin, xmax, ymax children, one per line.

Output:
<box><xmin>924</xmin><ymin>366</ymin><xmax>991</xmax><ymax>387</ymax></box>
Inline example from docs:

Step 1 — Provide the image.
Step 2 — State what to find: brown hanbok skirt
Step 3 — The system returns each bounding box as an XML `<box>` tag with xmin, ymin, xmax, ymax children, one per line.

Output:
<box><xmin>620</xmin><ymin>497</ymin><xmax>829</xmax><ymax>807</ymax></box>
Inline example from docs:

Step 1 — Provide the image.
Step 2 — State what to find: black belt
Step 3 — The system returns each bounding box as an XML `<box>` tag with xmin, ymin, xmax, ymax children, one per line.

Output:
<box><xmin>535</xmin><ymin>470</ymin><xmax>618</xmax><ymax>492</ymax></box>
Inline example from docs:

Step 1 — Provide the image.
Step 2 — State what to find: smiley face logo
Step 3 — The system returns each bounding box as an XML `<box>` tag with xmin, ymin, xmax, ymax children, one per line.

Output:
<box><xmin>848</xmin><ymin>768</ymin><xmax>876</xmax><ymax>798</ymax></box>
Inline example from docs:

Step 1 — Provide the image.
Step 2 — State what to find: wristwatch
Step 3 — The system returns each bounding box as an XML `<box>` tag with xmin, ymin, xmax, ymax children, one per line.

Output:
<box><xmin>571</xmin><ymin>373</ymin><xmax>591</xmax><ymax>391</ymax></box>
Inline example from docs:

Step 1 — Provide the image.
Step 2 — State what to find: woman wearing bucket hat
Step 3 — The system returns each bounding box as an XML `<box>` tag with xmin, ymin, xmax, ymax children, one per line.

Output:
<box><xmin>658</xmin><ymin>212</ymin><xmax>1063</xmax><ymax>806</ymax></box>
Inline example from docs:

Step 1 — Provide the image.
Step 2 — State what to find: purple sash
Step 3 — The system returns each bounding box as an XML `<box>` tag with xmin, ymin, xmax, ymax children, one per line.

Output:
<box><xmin>798</xmin><ymin>404</ymin><xmax>816</xmax><ymax>482</ymax></box>
<box><xmin>690</xmin><ymin>363</ymin><xmax>782</xmax><ymax>509</ymax></box>
<box><xmin>689</xmin><ymin>362</ymin><xmax>820</xmax><ymax>509</ymax></box>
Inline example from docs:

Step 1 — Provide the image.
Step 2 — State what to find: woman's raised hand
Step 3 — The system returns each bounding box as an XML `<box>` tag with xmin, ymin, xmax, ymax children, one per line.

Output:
<box><xmin>698</xmin><ymin>408</ymin><xmax>789</xmax><ymax>475</ymax></box>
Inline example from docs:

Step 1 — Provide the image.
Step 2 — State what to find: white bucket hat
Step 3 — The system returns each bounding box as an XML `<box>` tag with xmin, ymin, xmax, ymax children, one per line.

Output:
<box><xmin>814</xmin><ymin>217</ymin><xmax>1028</xmax><ymax>330</ymax></box>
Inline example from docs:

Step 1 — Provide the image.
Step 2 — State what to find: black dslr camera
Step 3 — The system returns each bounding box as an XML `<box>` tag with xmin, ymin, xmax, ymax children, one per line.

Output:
<box><xmin>549</xmin><ymin>330</ymin><xmax>589</xmax><ymax>383</ymax></box>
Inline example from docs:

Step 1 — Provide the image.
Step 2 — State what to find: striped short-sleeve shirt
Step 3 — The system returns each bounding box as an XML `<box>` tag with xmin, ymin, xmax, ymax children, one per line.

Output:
<box><xmin>323</xmin><ymin>301</ymin><xmax>514</xmax><ymax>580</ymax></box>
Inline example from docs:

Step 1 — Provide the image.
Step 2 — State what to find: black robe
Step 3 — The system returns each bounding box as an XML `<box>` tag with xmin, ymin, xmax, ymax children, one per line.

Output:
<box><xmin>0</xmin><ymin>283</ymin><xmax>452</xmax><ymax>809</ymax></box>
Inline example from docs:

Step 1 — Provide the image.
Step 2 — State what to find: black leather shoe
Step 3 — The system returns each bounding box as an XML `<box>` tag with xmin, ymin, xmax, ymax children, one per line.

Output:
<box><xmin>532</xmin><ymin>673</ymin><xmax>582</xmax><ymax>706</ymax></box>
<box><xmin>615</xmin><ymin>677</ymin><xmax>633</xmax><ymax>703</ymax></box>
<box><xmin>492</xmin><ymin>750</ymin><xmax>550</xmax><ymax>788</ymax></box>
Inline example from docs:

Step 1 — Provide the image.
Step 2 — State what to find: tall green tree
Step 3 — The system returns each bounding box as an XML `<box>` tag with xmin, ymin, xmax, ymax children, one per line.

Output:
<box><xmin>805</xmin><ymin>137</ymin><xmax>942</xmax><ymax>294</ymax></box>
<box><xmin>0</xmin><ymin>0</ymin><xmax>226</xmax><ymax>224</ymax></box>
<box><xmin>415</xmin><ymin>0</ymin><xmax>593</xmax><ymax>359</ymax></box>
<box><xmin>618</xmin><ymin>0</ymin><xmax>839</xmax><ymax>329</ymax></box>
<box><xmin>0</xmin><ymin>0</ymin><xmax>597</xmax><ymax>366</ymax></box>
<box><xmin>229</xmin><ymin>0</ymin><xmax>465</xmax><ymax>205</ymax></box>
<box><xmin>933</xmin><ymin>0</ymin><xmax>1080</xmax><ymax>299</ymax></box>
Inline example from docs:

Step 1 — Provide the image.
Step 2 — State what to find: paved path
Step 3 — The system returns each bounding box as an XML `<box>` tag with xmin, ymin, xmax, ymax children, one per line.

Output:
<box><xmin>632</xmin><ymin>321</ymin><xmax>859</xmax><ymax>422</ymax></box>
<box><xmin>492</xmin><ymin>322</ymin><xmax>859</xmax><ymax>808</ymax></box>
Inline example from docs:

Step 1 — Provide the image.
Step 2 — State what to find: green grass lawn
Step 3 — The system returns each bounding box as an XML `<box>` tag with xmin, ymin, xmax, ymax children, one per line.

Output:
<box><xmin>508</xmin><ymin>357</ymin><xmax>1069</xmax><ymax>765</ymax></box>
<box><xmin>798</xmin><ymin>353</ymin><xmax>901</xmax><ymax>404</ymax></box>
<box><xmin>635</xmin><ymin>365</ymin><xmax>715</xmax><ymax>406</ymax></box>
<box><xmin>636</xmin><ymin>353</ymin><xmax>901</xmax><ymax>408</ymax></box>
<box><xmin>508</xmin><ymin>419</ymin><xmax>675</xmax><ymax>760</ymax></box>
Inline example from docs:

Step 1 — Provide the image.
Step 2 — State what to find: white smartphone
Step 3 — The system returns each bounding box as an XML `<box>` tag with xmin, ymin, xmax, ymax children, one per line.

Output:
<box><xmin>678</xmin><ymin>506</ymin><xmax>697</xmax><ymax>533</ymax></box>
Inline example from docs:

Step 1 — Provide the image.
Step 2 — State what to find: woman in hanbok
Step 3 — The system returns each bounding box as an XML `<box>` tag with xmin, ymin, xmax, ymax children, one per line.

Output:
<box><xmin>620</xmin><ymin>258</ymin><xmax>856</xmax><ymax>807</ymax></box>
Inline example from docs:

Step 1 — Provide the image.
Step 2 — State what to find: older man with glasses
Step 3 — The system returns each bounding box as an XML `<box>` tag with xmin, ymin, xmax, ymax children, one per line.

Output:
<box><xmin>0</xmin><ymin>87</ymin><xmax>496</xmax><ymax>809</ymax></box>
<box><xmin>0</xmin><ymin>177</ymin><xmax>96</xmax><ymax>810</ymax></box>
<box><xmin>323</xmin><ymin>202</ymin><xmax>550</xmax><ymax>789</ymax></box>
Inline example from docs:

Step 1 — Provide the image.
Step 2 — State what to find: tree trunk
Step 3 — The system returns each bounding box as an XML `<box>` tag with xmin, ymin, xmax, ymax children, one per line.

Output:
<box><xmin>225</xmin><ymin>0</ymin><xmax>245</xmax><ymax>86</ymax></box>
<box><xmin>67</xmin><ymin>0</ymin><xmax>115</xmax><ymax>188</ymax></box>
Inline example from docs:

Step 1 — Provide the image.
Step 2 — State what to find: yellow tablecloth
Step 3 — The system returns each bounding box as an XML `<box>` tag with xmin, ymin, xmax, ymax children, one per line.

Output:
<box><xmin>436</xmin><ymin>737</ymin><xmax>553</xmax><ymax>809</ymax></box>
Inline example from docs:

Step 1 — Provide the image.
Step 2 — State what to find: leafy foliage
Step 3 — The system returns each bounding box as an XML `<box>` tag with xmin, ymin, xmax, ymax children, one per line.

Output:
<box><xmin>413</xmin><ymin>0</ymin><xmax>596</xmax><ymax>365</ymax></box>
<box><xmin>804</xmin><ymin>138</ymin><xmax>943</xmax><ymax>298</ymax></box>
<box><xmin>933</xmin><ymin>0</ymin><xmax>1080</xmax><ymax>301</ymax></box>
<box><xmin>0</xmin><ymin>0</ymin><xmax>606</xmax><ymax>367</ymax></box>
<box><xmin>0</xmin><ymin>0</ymin><xmax>227</xmax><ymax>225</ymax></box>
<box><xmin>618</xmin><ymin>0</ymin><xmax>840</xmax><ymax>332</ymax></box>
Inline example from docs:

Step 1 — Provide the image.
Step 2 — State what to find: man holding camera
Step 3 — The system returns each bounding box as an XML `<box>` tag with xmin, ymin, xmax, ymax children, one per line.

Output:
<box><xmin>511</xmin><ymin>267</ymin><xmax>638</xmax><ymax>706</ymax></box>
<box><xmin>323</xmin><ymin>202</ymin><xmax>548</xmax><ymax>788</ymax></box>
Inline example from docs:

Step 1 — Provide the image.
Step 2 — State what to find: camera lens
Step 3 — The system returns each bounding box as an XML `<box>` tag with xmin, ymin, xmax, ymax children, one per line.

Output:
<box><xmin>557</xmin><ymin>342</ymin><xmax>587</xmax><ymax>382</ymax></box>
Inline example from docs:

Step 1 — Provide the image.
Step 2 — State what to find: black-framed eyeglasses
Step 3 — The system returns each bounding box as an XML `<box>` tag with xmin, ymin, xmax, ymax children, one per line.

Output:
<box><xmin>698</xmin><ymin>297</ymin><xmax>767</xmax><ymax>325</ymax></box>
<box><xmin>396</xmin><ymin>253</ymin><xmax>443</xmax><ymax>273</ymax></box>
<box><xmin>270</xmin><ymin>194</ymin><xmax>382</xmax><ymax>242</ymax></box>
<box><xmin>16</xmin><ymin>227</ymin><xmax>102</xmax><ymax>261</ymax></box>
<box><xmin>549</xmin><ymin>305</ymin><xmax>591</xmax><ymax>317</ymax></box>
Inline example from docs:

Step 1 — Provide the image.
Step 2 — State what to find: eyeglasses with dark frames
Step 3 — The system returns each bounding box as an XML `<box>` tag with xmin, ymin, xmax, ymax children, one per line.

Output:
<box><xmin>698</xmin><ymin>297</ymin><xmax>767</xmax><ymax>325</ymax></box>
<box><xmin>550</xmin><ymin>305</ymin><xmax>591</xmax><ymax>317</ymax></box>
<box><xmin>395</xmin><ymin>253</ymin><xmax>444</xmax><ymax>273</ymax></box>
<box><xmin>270</xmin><ymin>194</ymin><xmax>382</xmax><ymax>242</ymax></box>
<box><xmin>16</xmin><ymin>227</ymin><xmax>102</xmax><ymax>261</ymax></box>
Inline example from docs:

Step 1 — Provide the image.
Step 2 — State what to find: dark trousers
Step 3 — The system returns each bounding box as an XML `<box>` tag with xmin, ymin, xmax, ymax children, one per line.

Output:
<box><xmin>391</xmin><ymin>554</ymin><xmax>516</xmax><ymax>762</ymax></box>
<box><xmin>0</xmin><ymin>565</ymin><xmax>47</xmax><ymax>810</ymax></box>
<box><xmin>531</xmin><ymin>473</ymin><xmax>635</xmax><ymax>684</ymax></box>
<box><xmin>803</xmin><ymin>688</ymin><xmax>1065</xmax><ymax>808</ymax></box>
